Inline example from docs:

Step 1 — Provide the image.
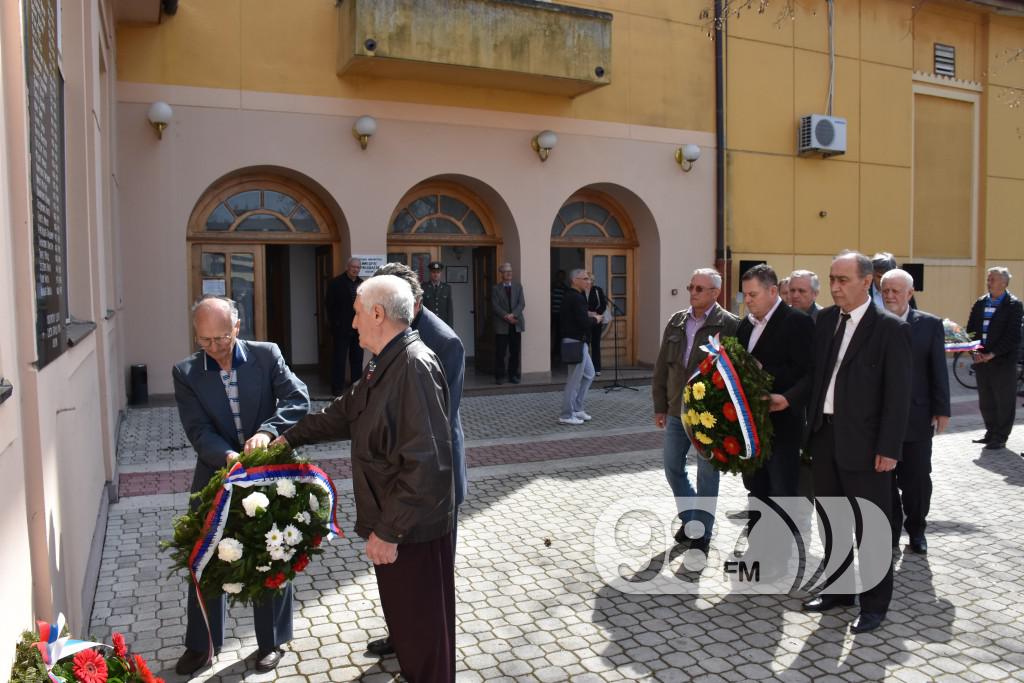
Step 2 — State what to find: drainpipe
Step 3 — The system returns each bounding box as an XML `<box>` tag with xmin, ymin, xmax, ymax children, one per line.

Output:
<box><xmin>713</xmin><ymin>0</ymin><xmax>730</xmax><ymax>307</ymax></box>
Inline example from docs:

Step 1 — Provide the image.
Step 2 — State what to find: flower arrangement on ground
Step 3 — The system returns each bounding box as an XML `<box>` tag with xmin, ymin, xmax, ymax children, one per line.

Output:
<box><xmin>682</xmin><ymin>335</ymin><xmax>774</xmax><ymax>475</ymax></box>
<box><xmin>10</xmin><ymin>614</ymin><xmax>161</xmax><ymax>683</ymax></box>
<box><xmin>942</xmin><ymin>318</ymin><xmax>980</xmax><ymax>353</ymax></box>
<box><xmin>163</xmin><ymin>443</ymin><xmax>340</xmax><ymax>608</ymax></box>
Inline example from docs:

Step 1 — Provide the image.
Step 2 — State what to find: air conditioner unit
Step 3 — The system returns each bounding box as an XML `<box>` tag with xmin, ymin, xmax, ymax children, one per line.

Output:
<box><xmin>798</xmin><ymin>114</ymin><xmax>847</xmax><ymax>157</ymax></box>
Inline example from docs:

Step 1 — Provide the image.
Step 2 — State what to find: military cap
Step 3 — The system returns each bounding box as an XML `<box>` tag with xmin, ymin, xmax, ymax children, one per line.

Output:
<box><xmin>428</xmin><ymin>261</ymin><xmax>444</xmax><ymax>271</ymax></box>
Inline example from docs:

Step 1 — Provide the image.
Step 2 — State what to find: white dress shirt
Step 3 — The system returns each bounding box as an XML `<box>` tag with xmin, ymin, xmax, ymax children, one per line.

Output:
<box><xmin>746</xmin><ymin>296</ymin><xmax>783</xmax><ymax>352</ymax></box>
<box><xmin>823</xmin><ymin>297</ymin><xmax>872</xmax><ymax>415</ymax></box>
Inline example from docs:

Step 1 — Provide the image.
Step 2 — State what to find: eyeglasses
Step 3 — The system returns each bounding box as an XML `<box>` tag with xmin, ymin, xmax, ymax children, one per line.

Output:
<box><xmin>686</xmin><ymin>284</ymin><xmax>717</xmax><ymax>293</ymax></box>
<box><xmin>196</xmin><ymin>334</ymin><xmax>234</xmax><ymax>348</ymax></box>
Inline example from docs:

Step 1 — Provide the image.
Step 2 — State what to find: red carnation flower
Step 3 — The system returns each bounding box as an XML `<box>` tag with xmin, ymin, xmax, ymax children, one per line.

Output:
<box><xmin>311</xmin><ymin>535</ymin><xmax>322</xmax><ymax>548</ymax></box>
<box><xmin>264</xmin><ymin>571</ymin><xmax>287</xmax><ymax>589</ymax></box>
<box><xmin>722</xmin><ymin>403</ymin><xmax>738</xmax><ymax>422</ymax></box>
<box><xmin>112</xmin><ymin>632</ymin><xmax>127</xmax><ymax>658</ymax></box>
<box><xmin>711</xmin><ymin>371</ymin><xmax>725</xmax><ymax>390</ymax></box>
<box><xmin>712</xmin><ymin>448</ymin><xmax>728</xmax><ymax>463</ymax></box>
<box><xmin>292</xmin><ymin>553</ymin><xmax>310</xmax><ymax>573</ymax></box>
<box><xmin>723</xmin><ymin>436</ymin><xmax>741</xmax><ymax>456</ymax></box>
<box><xmin>698</xmin><ymin>356</ymin><xmax>714</xmax><ymax>376</ymax></box>
<box><xmin>73</xmin><ymin>649</ymin><xmax>107</xmax><ymax>683</ymax></box>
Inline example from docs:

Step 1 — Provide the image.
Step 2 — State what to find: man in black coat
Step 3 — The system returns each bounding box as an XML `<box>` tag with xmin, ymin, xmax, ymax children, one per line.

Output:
<box><xmin>737</xmin><ymin>264</ymin><xmax>814</xmax><ymax>499</ymax></box>
<box><xmin>966</xmin><ymin>267</ymin><xmax>1023</xmax><ymax>450</ymax></box>
<box><xmin>326</xmin><ymin>257</ymin><xmax>365</xmax><ymax>394</ymax></box>
<box><xmin>880</xmin><ymin>269</ymin><xmax>950</xmax><ymax>555</ymax></box>
<box><xmin>774</xmin><ymin>250</ymin><xmax>912</xmax><ymax>634</ymax></box>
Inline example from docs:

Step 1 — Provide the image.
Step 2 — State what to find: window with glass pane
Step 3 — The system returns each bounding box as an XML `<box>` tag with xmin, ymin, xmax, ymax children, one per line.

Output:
<box><xmin>226</xmin><ymin>191</ymin><xmax>261</xmax><ymax>214</ymax></box>
<box><xmin>391</xmin><ymin>210</ymin><xmax>415</xmax><ymax>234</ymax></box>
<box><xmin>237</xmin><ymin>214</ymin><xmax>289</xmax><ymax>232</ymax></box>
<box><xmin>463</xmin><ymin>211</ymin><xmax>486</xmax><ymax>235</ymax></box>
<box><xmin>418</xmin><ymin>217</ymin><xmax>461</xmax><ymax>234</ymax></box>
<box><xmin>591</xmin><ymin>255</ymin><xmax>608</xmax><ymax>291</ymax></box>
<box><xmin>291</xmin><ymin>207</ymin><xmax>319</xmax><ymax>233</ymax></box>
<box><xmin>386</xmin><ymin>253</ymin><xmax>408</xmax><ymax>265</ymax></box>
<box><xmin>440</xmin><ymin>195</ymin><xmax>469</xmax><ymax>220</ymax></box>
<box><xmin>411</xmin><ymin>253</ymin><xmax>432</xmax><ymax>281</ymax></box>
<box><xmin>559</xmin><ymin>202</ymin><xmax>584</xmax><ymax>225</ymax></box>
<box><xmin>231</xmin><ymin>253</ymin><xmax>256</xmax><ymax>339</ymax></box>
<box><xmin>613</xmin><ymin>297</ymin><xmax>626</xmax><ymax>315</ymax></box>
<box><xmin>566</xmin><ymin>222</ymin><xmax>603</xmax><ymax>238</ymax></box>
<box><xmin>612</xmin><ymin>276</ymin><xmax>626</xmax><ymax>295</ymax></box>
<box><xmin>551</xmin><ymin>217</ymin><xmax>564</xmax><ymax>237</ymax></box>
<box><xmin>202</xmin><ymin>252</ymin><xmax>226</xmax><ymax>277</ymax></box>
<box><xmin>585</xmin><ymin>203</ymin><xmax>610</xmax><ymax>224</ymax></box>
<box><xmin>605</xmin><ymin>217</ymin><xmax>624</xmax><ymax>238</ymax></box>
<box><xmin>611</xmin><ymin>255</ymin><xmax>627</xmax><ymax>274</ymax></box>
<box><xmin>206</xmin><ymin>204</ymin><xmax>234</xmax><ymax>231</ymax></box>
<box><xmin>409</xmin><ymin>196</ymin><xmax>437</xmax><ymax>219</ymax></box>
<box><xmin>264</xmin><ymin>191</ymin><xmax>297</xmax><ymax>215</ymax></box>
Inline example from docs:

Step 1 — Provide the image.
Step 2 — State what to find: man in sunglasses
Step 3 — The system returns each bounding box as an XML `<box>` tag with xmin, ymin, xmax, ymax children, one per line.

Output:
<box><xmin>653</xmin><ymin>269</ymin><xmax>740</xmax><ymax>552</ymax></box>
<box><xmin>172</xmin><ymin>295</ymin><xmax>310</xmax><ymax>676</ymax></box>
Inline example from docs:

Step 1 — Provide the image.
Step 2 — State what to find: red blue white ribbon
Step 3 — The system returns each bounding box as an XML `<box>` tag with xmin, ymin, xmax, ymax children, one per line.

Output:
<box><xmin>696</xmin><ymin>334</ymin><xmax>761</xmax><ymax>460</ymax></box>
<box><xmin>945</xmin><ymin>340</ymin><xmax>981</xmax><ymax>352</ymax></box>
<box><xmin>187</xmin><ymin>459</ymin><xmax>342</xmax><ymax>661</ymax></box>
<box><xmin>33</xmin><ymin>614</ymin><xmax>109</xmax><ymax>683</ymax></box>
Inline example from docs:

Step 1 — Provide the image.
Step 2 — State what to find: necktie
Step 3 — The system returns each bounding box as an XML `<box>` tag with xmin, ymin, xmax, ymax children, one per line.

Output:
<box><xmin>815</xmin><ymin>312</ymin><xmax>851</xmax><ymax>430</ymax></box>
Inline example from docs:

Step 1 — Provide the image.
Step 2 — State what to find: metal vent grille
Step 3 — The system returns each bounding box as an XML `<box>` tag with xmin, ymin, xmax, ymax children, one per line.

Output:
<box><xmin>799</xmin><ymin>116</ymin><xmax>812</xmax><ymax>149</ymax></box>
<box><xmin>935</xmin><ymin>43</ymin><xmax>955</xmax><ymax>78</ymax></box>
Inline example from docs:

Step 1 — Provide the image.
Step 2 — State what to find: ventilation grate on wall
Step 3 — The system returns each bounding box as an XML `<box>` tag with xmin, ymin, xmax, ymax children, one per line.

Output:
<box><xmin>934</xmin><ymin>43</ymin><xmax>956</xmax><ymax>78</ymax></box>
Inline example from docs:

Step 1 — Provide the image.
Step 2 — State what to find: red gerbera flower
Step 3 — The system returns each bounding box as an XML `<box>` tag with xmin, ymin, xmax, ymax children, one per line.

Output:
<box><xmin>698</xmin><ymin>356</ymin><xmax>714</xmax><ymax>376</ymax></box>
<box><xmin>311</xmin><ymin>535</ymin><xmax>322</xmax><ymax>548</ymax></box>
<box><xmin>73</xmin><ymin>649</ymin><xmax>108</xmax><ymax>683</ymax></box>
<box><xmin>134</xmin><ymin>654</ymin><xmax>165</xmax><ymax>683</ymax></box>
<box><xmin>292</xmin><ymin>553</ymin><xmax>310</xmax><ymax>573</ymax></box>
<box><xmin>711</xmin><ymin>371</ymin><xmax>725</xmax><ymax>390</ymax></box>
<box><xmin>111</xmin><ymin>632</ymin><xmax>127</xmax><ymax>658</ymax></box>
<box><xmin>723</xmin><ymin>436</ymin><xmax>741</xmax><ymax>456</ymax></box>
<box><xmin>722</xmin><ymin>403</ymin><xmax>738</xmax><ymax>422</ymax></box>
<box><xmin>712</xmin><ymin>448</ymin><xmax>728</xmax><ymax>463</ymax></box>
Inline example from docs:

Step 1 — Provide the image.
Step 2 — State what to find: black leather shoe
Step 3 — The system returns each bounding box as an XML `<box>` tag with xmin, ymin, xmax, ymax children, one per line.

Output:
<box><xmin>850</xmin><ymin>611</ymin><xmax>885</xmax><ymax>633</ymax></box>
<box><xmin>972</xmin><ymin>437</ymin><xmax>989</xmax><ymax>444</ymax></box>
<box><xmin>802</xmin><ymin>595</ymin><xmax>855</xmax><ymax>612</ymax></box>
<box><xmin>909</xmin><ymin>536</ymin><xmax>927</xmax><ymax>554</ymax></box>
<box><xmin>255</xmin><ymin>648</ymin><xmax>283</xmax><ymax>672</ymax></box>
<box><xmin>985</xmin><ymin>442</ymin><xmax>1006</xmax><ymax>450</ymax></box>
<box><xmin>366</xmin><ymin>637</ymin><xmax>395</xmax><ymax>657</ymax></box>
<box><xmin>175</xmin><ymin>649</ymin><xmax>210</xmax><ymax>676</ymax></box>
<box><xmin>673</xmin><ymin>525</ymin><xmax>688</xmax><ymax>545</ymax></box>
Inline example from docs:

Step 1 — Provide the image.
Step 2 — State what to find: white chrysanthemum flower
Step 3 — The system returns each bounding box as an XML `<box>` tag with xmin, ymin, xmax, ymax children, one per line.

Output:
<box><xmin>294</xmin><ymin>511</ymin><xmax>311</xmax><ymax>525</ymax></box>
<box><xmin>276</xmin><ymin>480</ymin><xmax>296</xmax><ymax>498</ymax></box>
<box><xmin>217</xmin><ymin>538</ymin><xmax>244</xmax><ymax>563</ymax></box>
<box><xmin>269</xmin><ymin>545</ymin><xmax>295</xmax><ymax>562</ymax></box>
<box><xmin>309</xmin><ymin>493</ymin><xmax>320</xmax><ymax>512</ymax></box>
<box><xmin>256</xmin><ymin>565</ymin><xmax>271</xmax><ymax>573</ymax></box>
<box><xmin>265</xmin><ymin>524</ymin><xmax>284</xmax><ymax>549</ymax></box>
<box><xmin>283</xmin><ymin>524</ymin><xmax>303</xmax><ymax>547</ymax></box>
<box><xmin>242</xmin><ymin>491</ymin><xmax>270</xmax><ymax>517</ymax></box>
<box><xmin>222</xmin><ymin>583</ymin><xmax>243</xmax><ymax>594</ymax></box>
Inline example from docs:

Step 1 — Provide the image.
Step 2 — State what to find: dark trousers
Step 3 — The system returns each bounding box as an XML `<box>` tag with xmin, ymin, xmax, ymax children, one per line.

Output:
<box><xmin>590</xmin><ymin>324</ymin><xmax>604</xmax><ymax>373</ymax></box>
<box><xmin>742</xmin><ymin>440</ymin><xmax>801</xmax><ymax>498</ymax></box>
<box><xmin>185</xmin><ymin>582</ymin><xmax>293</xmax><ymax>654</ymax></box>
<box><xmin>331</xmin><ymin>329</ymin><xmax>364</xmax><ymax>393</ymax></box>
<box><xmin>892</xmin><ymin>438</ymin><xmax>933</xmax><ymax>540</ymax></box>
<box><xmin>808</xmin><ymin>423</ymin><xmax>894</xmax><ymax>615</ymax></box>
<box><xmin>495</xmin><ymin>331</ymin><xmax>521</xmax><ymax>381</ymax></box>
<box><xmin>374</xmin><ymin>533</ymin><xmax>456</xmax><ymax>683</ymax></box>
<box><xmin>976</xmin><ymin>356</ymin><xmax>1017</xmax><ymax>444</ymax></box>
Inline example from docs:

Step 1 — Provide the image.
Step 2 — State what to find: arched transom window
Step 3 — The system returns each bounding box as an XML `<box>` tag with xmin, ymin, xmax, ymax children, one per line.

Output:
<box><xmin>390</xmin><ymin>192</ymin><xmax>487</xmax><ymax>236</ymax></box>
<box><xmin>551</xmin><ymin>200</ymin><xmax>627</xmax><ymax>241</ymax></box>
<box><xmin>201</xmin><ymin>189</ymin><xmax>324</xmax><ymax>234</ymax></box>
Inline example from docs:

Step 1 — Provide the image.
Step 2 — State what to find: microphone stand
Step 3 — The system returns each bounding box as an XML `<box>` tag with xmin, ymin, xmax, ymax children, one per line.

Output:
<box><xmin>604</xmin><ymin>299</ymin><xmax>636</xmax><ymax>393</ymax></box>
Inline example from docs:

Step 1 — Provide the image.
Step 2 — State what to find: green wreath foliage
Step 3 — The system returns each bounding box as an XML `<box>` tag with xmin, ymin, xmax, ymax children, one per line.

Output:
<box><xmin>682</xmin><ymin>336</ymin><xmax>775</xmax><ymax>476</ymax></box>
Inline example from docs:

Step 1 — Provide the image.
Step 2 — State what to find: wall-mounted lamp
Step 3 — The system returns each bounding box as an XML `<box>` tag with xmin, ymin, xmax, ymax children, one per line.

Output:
<box><xmin>352</xmin><ymin>115</ymin><xmax>377</xmax><ymax>150</ymax></box>
<box><xmin>674</xmin><ymin>144</ymin><xmax>702</xmax><ymax>172</ymax></box>
<box><xmin>531</xmin><ymin>130</ymin><xmax>558</xmax><ymax>162</ymax></box>
<box><xmin>147</xmin><ymin>101</ymin><xmax>173</xmax><ymax>140</ymax></box>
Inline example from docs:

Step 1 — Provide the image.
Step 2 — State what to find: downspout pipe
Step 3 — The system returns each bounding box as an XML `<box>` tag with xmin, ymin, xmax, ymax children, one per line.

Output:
<box><xmin>714</xmin><ymin>0</ymin><xmax>729</xmax><ymax>305</ymax></box>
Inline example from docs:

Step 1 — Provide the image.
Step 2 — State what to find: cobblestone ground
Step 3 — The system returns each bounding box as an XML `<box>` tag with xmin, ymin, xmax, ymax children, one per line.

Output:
<box><xmin>93</xmin><ymin>371</ymin><xmax>1024</xmax><ymax>682</ymax></box>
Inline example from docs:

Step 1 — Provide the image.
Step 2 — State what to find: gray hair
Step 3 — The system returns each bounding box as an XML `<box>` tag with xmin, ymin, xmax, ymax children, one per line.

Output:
<box><xmin>569</xmin><ymin>268</ymin><xmax>587</xmax><ymax>282</ymax></box>
<box><xmin>779</xmin><ymin>277</ymin><xmax>790</xmax><ymax>287</ymax></box>
<box><xmin>373</xmin><ymin>262</ymin><xmax>423</xmax><ymax>302</ymax></box>
<box><xmin>835</xmin><ymin>250</ymin><xmax>873</xmax><ymax>279</ymax></box>
<box><xmin>191</xmin><ymin>294</ymin><xmax>240</xmax><ymax>326</ymax></box>
<box><xmin>357</xmin><ymin>275</ymin><xmax>414</xmax><ymax>324</ymax></box>
<box><xmin>498</xmin><ymin>262</ymin><xmax>513</xmax><ymax>273</ymax></box>
<box><xmin>692</xmin><ymin>268</ymin><xmax>722</xmax><ymax>289</ymax></box>
<box><xmin>871</xmin><ymin>251</ymin><xmax>897</xmax><ymax>273</ymax></box>
<box><xmin>880</xmin><ymin>268</ymin><xmax>914</xmax><ymax>290</ymax></box>
<box><xmin>347</xmin><ymin>257</ymin><xmax>362</xmax><ymax>268</ymax></box>
<box><xmin>987</xmin><ymin>266</ymin><xmax>1012</xmax><ymax>283</ymax></box>
<box><xmin>789</xmin><ymin>269</ymin><xmax>820</xmax><ymax>293</ymax></box>
<box><xmin>741</xmin><ymin>263</ymin><xmax>778</xmax><ymax>288</ymax></box>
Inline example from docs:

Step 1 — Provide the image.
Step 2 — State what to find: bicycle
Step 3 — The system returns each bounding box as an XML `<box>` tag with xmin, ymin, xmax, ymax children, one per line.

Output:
<box><xmin>952</xmin><ymin>349</ymin><xmax>1024</xmax><ymax>396</ymax></box>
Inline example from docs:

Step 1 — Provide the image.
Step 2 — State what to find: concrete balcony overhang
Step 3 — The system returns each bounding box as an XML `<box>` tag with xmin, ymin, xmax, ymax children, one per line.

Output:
<box><xmin>337</xmin><ymin>0</ymin><xmax>613</xmax><ymax>97</ymax></box>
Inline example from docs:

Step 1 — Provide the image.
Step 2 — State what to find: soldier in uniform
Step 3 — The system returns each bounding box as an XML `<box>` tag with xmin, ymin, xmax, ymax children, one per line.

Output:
<box><xmin>422</xmin><ymin>261</ymin><xmax>454</xmax><ymax>328</ymax></box>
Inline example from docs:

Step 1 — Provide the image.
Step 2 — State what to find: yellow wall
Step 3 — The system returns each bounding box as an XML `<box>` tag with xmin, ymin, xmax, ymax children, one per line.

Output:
<box><xmin>116</xmin><ymin>0</ymin><xmax>716</xmax><ymax>132</ymax></box>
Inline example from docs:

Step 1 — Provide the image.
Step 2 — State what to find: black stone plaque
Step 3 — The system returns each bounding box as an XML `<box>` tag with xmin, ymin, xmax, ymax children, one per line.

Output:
<box><xmin>24</xmin><ymin>0</ymin><xmax>68</xmax><ymax>367</ymax></box>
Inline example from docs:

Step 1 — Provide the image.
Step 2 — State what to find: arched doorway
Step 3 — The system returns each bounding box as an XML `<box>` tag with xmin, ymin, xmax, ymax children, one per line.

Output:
<box><xmin>551</xmin><ymin>191</ymin><xmax>638</xmax><ymax>365</ymax></box>
<box><xmin>386</xmin><ymin>180</ymin><xmax>503</xmax><ymax>370</ymax></box>
<box><xmin>187</xmin><ymin>172</ymin><xmax>341</xmax><ymax>375</ymax></box>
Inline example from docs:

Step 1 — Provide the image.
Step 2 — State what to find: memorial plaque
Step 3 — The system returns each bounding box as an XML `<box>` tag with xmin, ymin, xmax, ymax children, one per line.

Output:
<box><xmin>24</xmin><ymin>0</ymin><xmax>68</xmax><ymax>367</ymax></box>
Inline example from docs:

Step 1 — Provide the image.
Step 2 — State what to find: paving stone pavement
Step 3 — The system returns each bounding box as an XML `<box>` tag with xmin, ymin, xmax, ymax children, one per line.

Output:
<box><xmin>93</xmin><ymin>374</ymin><xmax>1024</xmax><ymax>682</ymax></box>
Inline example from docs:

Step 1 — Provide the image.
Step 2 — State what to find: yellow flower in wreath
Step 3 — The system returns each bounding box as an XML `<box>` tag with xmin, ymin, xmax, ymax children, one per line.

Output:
<box><xmin>695</xmin><ymin>431</ymin><xmax>714</xmax><ymax>445</ymax></box>
<box><xmin>699</xmin><ymin>411</ymin><xmax>716</xmax><ymax>429</ymax></box>
<box><xmin>683</xmin><ymin>385</ymin><xmax>691</xmax><ymax>404</ymax></box>
<box><xmin>691</xmin><ymin>382</ymin><xmax>706</xmax><ymax>400</ymax></box>
<box><xmin>685</xmin><ymin>409</ymin><xmax>700</xmax><ymax>426</ymax></box>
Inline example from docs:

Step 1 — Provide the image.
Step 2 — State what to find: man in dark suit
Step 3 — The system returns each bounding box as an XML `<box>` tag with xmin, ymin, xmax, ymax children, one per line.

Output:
<box><xmin>774</xmin><ymin>250</ymin><xmax>912</xmax><ymax>634</ymax></box>
<box><xmin>172</xmin><ymin>295</ymin><xmax>310</xmax><ymax>675</ymax></box>
<box><xmin>491</xmin><ymin>262</ymin><xmax>525</xmax><ymax>384</ymax></box>
<box><xmin>737</xmin><ymin>264</ymin><xmax>814</xmax><ymax>499</ymax></box>
<box><xmin>967</xmin><ymin>267</ymin><xmax>1023</xmax><ymax>450</ymax></box>
<box><xmin>326</xmin><ymin>257</ymin><xmax>365</xmax><ymax>394</ymax></box>
<box><xmin>788</xmin><ymin>269</ymin><xmax>823</xmax><ymax>321</ymax></box>
<box><xmin>365</xmin><ymin>262</ymin><xmax>467</xmax><ymax>658</ymax></box>
<box><xmin>880</xmin><ymin>269</ymin><xmax>950</xmax><ymax>554</ymax></box>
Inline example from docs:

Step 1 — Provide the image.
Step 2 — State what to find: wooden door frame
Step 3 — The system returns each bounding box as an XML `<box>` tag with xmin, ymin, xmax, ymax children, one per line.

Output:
<box><xmin>586</xmin><ymin>247</ymin><xmax>635</xmax><ymax>364</ymax></box>
<box><xmin>190</xmin><ymin>243</ymin><xmax>268</xmax><ymax>341</ymax></box>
